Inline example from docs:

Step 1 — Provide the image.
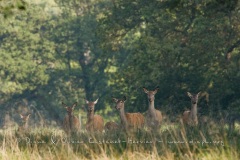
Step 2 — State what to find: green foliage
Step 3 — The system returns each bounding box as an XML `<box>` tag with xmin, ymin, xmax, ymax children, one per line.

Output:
<box><xmin>99</xmin><ymin>0</ymin><xmax>240</xmax><ymax>115</ymax></box>
<box><xmin>0</xmin><ymin>5</ymin><xmax>55</xmax><ymax>100</ymax></box>
<box><xmin>0</xmin><ymin>0</ymin><xmax>240</xmax><ymax>121</ymax></box>
<box><xmin>0</xmin><ymin>0</ymin><xmax>27</xmax><ymax>18</ymax></box>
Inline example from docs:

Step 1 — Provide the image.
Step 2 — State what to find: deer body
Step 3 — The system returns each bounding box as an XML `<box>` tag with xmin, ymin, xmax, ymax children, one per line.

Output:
<box><xmin>62</xmin><ymin>102</ymin><xmax>80</xmax><ymax>134</ymax></box>
<box><xmin>85</xmin><ymin>99</ymin><xmax>104</xmax><ymax>132</ymax></box>
<box><xmin>18</xmin><ymin>114</ymin><xmax>31</xmax><ymax>133</ymax></box>
<box><xmin>104</xmin><ymin>121</ymin><xmax>119</xmax><ymax>132</ymax></box>
<box><xmin>113</xmin><ymin>96</ymin><xmax>145</xmax><ymax>131</ymax></box>
<box><xmin>182</xmin><ymin>92</ymin><xmax>200</xmax><ymax>126</ymax></box>
<box><xmin>143</xmin><ymin>87</ymin><xmax>162</xmax><ymax>129</ymax></box>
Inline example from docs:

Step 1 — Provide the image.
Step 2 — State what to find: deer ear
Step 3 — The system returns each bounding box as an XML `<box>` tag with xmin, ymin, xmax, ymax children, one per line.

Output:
<box><xmin>94</xmin><ymin>98</ymin><xmax>99</xmax><ymax>104</ymax></box>
<box><xmin>72</xmin><ymin>102</ymin><xmax>77</xmax><ymax>109</ymax></box>
<box><xmin>19</xmin><ymin>114</ymin><xmax>24</xmax><ymax>119</ymax></box>
<box><xmin>85</xmin><ymin>99</ymin><xmax>89</xmax><ymax>104</ymax></box>
<box><xmin>123</xmin><ymin>96</ymin><xmax>127</xmax><ymax>101</ymax></box>
<box><xmin>26</xmin><ymin>114</ymin><xmax>31</xmax><ymax>120</ymax></box>
<box><xmin>187</xmin><ymin>92</ymin><xmax>192</xmax><ymax>98</ymax></box>
<box><xmin>153</xmin><ymin>87</ymin><xmax>159</xmax><ymax>94</ymax></box>
<box><xmin>112</xmin><ymin>98</ymin><xmax>118</xmax><ymax>103</ymax></box>
<box><xmin>143</xmin><ymin>87</ymin><xmax>149</xmax><ymax>93</ymax></box>
<box><xmin>197</xmin><ymin>92</ymin><xmax>201</xmax><ymax>97</ymax></box>
<box><xmin>62</xmin><ymin>102</ymin><xmax>68</xmax><ymax>108</ymax></box>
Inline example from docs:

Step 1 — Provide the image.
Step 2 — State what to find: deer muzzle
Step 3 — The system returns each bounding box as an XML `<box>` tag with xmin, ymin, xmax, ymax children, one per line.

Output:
<box><xmin>115</xmin><ymin>105</ymin><xmax>120</xmax><ymax>110</ymax></box>
<box><xmin>88</xmin><ymin>108</ymin><xmax>94</xmax><ymax>113</ymax></box>
<box><xmin>148</xmin><ymin>98</ymin><xmax>154</xmax><ymax>102</ymax></box>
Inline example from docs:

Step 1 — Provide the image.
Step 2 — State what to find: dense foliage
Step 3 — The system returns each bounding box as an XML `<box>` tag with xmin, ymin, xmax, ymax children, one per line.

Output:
<box><xmin>0</xmin><ymin>0</ymin><xmax>240</xmax><ymax>121</ymax></box>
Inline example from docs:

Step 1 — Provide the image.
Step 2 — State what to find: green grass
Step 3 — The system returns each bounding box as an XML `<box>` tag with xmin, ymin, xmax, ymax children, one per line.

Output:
<box><xmin>0</xmin><ymin>123</ymin><xmax>239</xmax><ymax>160</ymax></box>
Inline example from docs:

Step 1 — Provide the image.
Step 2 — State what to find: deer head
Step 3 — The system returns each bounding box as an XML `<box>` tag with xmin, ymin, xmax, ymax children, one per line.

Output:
<box><xmin>19</xmin><ymin>113</ymin><xmax>31</xmax><ymax>124</ymax></box>
<box><xmin>187</xmin><ymin>92</ymin><xmax>201</xmax><ymax>104</ymax></box>
<box><xmin>112</xmin><ymin>96</ymin><xmax>126</xmax><ymax>110</ymax></box>
<box><xmin>85</xmin><ymin>98</ymin><xmax>98</xmax><ymax>114</ymax></box>
<box><xmin>62</xmin><ymin>102</ymin><xmax>77</xmax><ymax>116</ymax></box>
<box><xmin>143</xmin><ymin>87</ymin><xmax>159</xmax><ymax>102</ymax></box>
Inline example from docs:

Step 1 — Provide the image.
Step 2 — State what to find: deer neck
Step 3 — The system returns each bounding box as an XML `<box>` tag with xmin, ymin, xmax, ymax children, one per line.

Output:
<box><xmin>119</xmin><ymin>106</ymin><xmax>128</xmax><ymax>128</ymax></box>
<box><xmin>21</xmin><ymin>121</ymin><xmax>28</xmax><ymax>130</ymax></box>
<box><xmin>87</xmin><ymin>111</ymin><xmax>94</xmax><ymax>122</ymax></box>
<box><xmin>25</xmin><ymin>122</ymin><xmax>29</xmax><ymax>129</ymax></box>
<box><xmin>68</xmin><ymin>113</ymin><xmax>75</xmax><ymax>129</ymax></box>
<box><xmin>148</xmin><ymin>100</ymin><xmax>157</xmax><ymax>119</ymax></box>
<box><xmin>190</xmin><ymin>103</ymin><xmax>197</xmax><ymax>120</ymax></box>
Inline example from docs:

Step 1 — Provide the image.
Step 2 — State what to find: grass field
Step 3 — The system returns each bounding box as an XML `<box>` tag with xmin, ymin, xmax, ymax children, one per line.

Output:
<box><xmin>0</xmin><ymin>123</ymin><xmax>239</xmax><ymax>160</ymax></box>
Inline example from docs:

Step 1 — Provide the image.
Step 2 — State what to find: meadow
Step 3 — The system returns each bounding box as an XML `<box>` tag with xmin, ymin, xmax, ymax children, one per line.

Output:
<box><xmin>0</xmin><ymin>121</ymin><xmax>239</xmax><ymax>160</ymax></box>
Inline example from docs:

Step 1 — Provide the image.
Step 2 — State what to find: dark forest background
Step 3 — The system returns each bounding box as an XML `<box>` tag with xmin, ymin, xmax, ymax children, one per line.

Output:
<box><xmin>0</xmin><ymin>0</ymin><xmax>240</xmax><ymax>127</ymax></box>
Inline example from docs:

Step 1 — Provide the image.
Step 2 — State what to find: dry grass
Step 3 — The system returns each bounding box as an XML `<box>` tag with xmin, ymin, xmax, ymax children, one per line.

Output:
<box><xmin>0</xmin><ymin>122</ymin><xmax>239</xmax><ymax>160</ymax></box>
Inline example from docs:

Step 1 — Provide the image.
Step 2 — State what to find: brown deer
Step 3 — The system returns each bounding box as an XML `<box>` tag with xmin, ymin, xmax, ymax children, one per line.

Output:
<box><xmin>62</xmin><ymin>102</ymin><xmax>80</xmax><ymax>134</ymax></box>
<box><xmin>182</xmin><ymin>92</ymin><xmax>201</xmax><ymax>126</ymax></box>
<box><xmin>104</xmin><ymin>121</ymin><xmax>119</xmax><ymax>132</ymax></box>
<box><xmin>143</xmin><ymin>87</ymin><xmax>163</xmax><ymax>129</ymax></box>
<box><xmin>85</xmin><ymin>98</ymin><xmax>104</xmax><ymax>132</ymax></box>
<box><xmin>112</xmin><ymin>96</ymin><xmax>145</xmax><ymax>132</ymax></box>
<box><xmin>18</xmin><ymin>113</ymin><xmax>31</xmax><ymax>133</ymax></box>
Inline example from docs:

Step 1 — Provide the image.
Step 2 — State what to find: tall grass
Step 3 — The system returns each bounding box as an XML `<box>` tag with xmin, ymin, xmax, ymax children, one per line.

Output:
<box><xmin>0</xmin><ymin>123</ymin><xmax>239</xmax><ymax>160</ymax></box>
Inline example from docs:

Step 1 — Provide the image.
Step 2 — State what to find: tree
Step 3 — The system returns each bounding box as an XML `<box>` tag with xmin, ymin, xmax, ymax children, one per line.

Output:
<box><xmin>0</xmin><ymin>4</ymin><xmax>55</xmax><ymax>101</ymax></box>
<box><xmin>44</xmin><ymin>0</ymin><xmax>115</xmax><ymax>110</ymax></box>
<box><xmin>99</xmin><ymin>0</ymin><xmax>240</xmax><ymax>115</ymax></box>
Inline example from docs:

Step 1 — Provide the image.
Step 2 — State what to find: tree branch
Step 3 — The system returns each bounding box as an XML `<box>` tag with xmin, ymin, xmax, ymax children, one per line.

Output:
<box><xmin>226</xmin><ymin>39</ymin><xmax>240</xmax><ymax>53</ymax></box>
<box><xmin>225</xmin><ymin>39</ymin><xmax>240</xmax><ymax>61</ymax></box>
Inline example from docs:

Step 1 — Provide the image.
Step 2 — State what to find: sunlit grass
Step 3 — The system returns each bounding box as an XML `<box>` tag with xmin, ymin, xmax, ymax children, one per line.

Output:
<box><xmin>0</xmin><ymin>122</ymin><xmax>239</xmax><ymax>160</ymax></box>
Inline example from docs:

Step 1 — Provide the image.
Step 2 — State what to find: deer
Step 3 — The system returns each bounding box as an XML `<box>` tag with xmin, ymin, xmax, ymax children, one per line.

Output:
<box><xmin>85</xmin><ymin>98</ymin><xmax>104</xmax><ymax>132</ymax></box>
<box><xmin>143</xmin><ymin>87</ymin><xmax>163</xmax><ymax>129</ymax></box>
<box><xmin>18</xmin><ymin>113</ymin><xmax>31</xmax><ymax>133</ymax></box>
<box><xmin>182</xmin><ymin>92</ymin><xmax>201</xmax><ymax>126</ymax></box>
<box><xmin>104</xmin><ymin>121</ymin><xmax>119</xmax><ymax>132</ymax></box>
<box><xmin>112</xmin><ymin>96</ymin><xmax>145</xmax><ymax>132</ymax></box>
<box><xmin>62</xmin><ymin>102</ymin><xmax>81</xmax><ymax>135</ymax></box>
